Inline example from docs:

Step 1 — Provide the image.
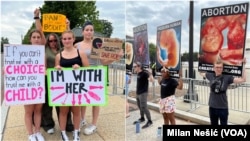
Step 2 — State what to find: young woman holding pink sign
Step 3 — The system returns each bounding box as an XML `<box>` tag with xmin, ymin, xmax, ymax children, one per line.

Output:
<box><xmin>25</xmin><ymin>27</ymin><xmax>45</xmax><ymax>141</ymax></box>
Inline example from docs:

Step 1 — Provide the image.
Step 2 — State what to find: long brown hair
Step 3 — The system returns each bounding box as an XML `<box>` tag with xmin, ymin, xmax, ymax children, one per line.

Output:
<box><xmin>29</xmin><ymin>29</ymin><xmax>43</xmax><ymax>40</ymax></box>
<box><xmin>45</xmin><ymin>33</ymin><xmax>61</xmax><ymax>51</ymax></box>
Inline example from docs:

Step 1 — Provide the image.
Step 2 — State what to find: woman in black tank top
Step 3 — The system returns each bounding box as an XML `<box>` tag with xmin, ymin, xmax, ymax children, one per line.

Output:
<box><xmin>60</xmin><ymin>49</ymin><xmax>83</xmax><ymax>68</ymax></box>
<box><xmin>55</xmin><ymin>30</ymin><xmax>89</xmax><ymax>141</ymax></box>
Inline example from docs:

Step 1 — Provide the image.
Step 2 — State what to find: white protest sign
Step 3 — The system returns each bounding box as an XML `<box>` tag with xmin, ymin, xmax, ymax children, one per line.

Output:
<box><xmin>4</xmin><ymin>44</ymin><xmax>45</xmax><ymax>105</ymax></box>
<box><xmin>47</xmin><ymin>66</ymin><xmax>108</xmax><ymax>106</ymax></box>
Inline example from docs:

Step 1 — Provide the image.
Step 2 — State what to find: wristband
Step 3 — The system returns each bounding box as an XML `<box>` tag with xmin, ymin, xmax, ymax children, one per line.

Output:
<box><xmin>34</xmin><ymin>17</ymin><xmax>39</xmax><ymax>20</ymax></box>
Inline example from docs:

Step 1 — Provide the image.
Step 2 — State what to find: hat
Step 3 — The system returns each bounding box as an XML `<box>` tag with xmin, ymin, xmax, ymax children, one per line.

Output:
<box><xmin>82</xmin><ymin>21</ymin><xmax>93</xmax><ymax>30</ymax></box>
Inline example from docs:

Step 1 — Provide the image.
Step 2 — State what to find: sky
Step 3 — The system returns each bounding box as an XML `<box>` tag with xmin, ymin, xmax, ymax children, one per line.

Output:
<box><xmin>126</xmin><ymin>0</ymin><xmax>250</xmax><ymax>53</ymax></box>
<box><xmin>1</xmin><ymin>0</ymin><xmax>250</xmax><ymax>54</ymax></box>
<box><xmin>0</xmin><ymin>0</ymin><xmax>125</xmax><ymax>44</ymax></box>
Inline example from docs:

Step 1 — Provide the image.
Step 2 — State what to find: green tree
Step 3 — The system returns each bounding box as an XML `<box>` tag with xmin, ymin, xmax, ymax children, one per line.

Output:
<box><xmin>41</xmin><ymin>1</ymin><xmax>100</xmax><ymax>29</ymax></box>
<box><xmin>193</xmin><ymin>52</ymin><xmax>198</xmax><ymax>61</ymax></box>
<box><xmin>22</xmin><ymin>1</ymin><xmax>113</xmax><ymax>44</ymax></box>
<box><xmin>1</xmin><ymin>37</ymin><xmax>9</xmax><ymax>52</ymax></box>
<box><xmin>148</xmin><ymin>43</ymin><xmax>156</xmax><ymax>64</ymax></box>
<box><xmin>100</xmin><ymin>20</ymin><xmax>113</xmax><ymax>38</ymax></box>
<box><xmin>22</xmin><ymin>23</ymin><xmax>35</xmax><ymax>44</ymax></box>
<box><xmin>181</xmin><ymin>51</ymin><xmax>199</xmax><ymax>61</ymax></box>
<box><xmin>181</xmin><ymin>52</ymin><xmax>189</xmax><ymax>61</ymax></box>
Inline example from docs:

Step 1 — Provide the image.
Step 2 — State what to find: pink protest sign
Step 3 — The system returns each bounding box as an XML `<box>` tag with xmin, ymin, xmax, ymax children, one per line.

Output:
<box><xmin>46</xmin><ymin>66</ymin><xmax>108</xmax><ymax>106</ymax></box>
<box><xmin>3</xmin><ymin>44</ymin><xmax>45</xmax><ymax>105</ymax></box>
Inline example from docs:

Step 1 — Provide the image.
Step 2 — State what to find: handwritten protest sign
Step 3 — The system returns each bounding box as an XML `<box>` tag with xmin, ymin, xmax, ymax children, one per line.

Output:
<box><xmin>46</xmin><ymin>66</ymin><xmax>108</xmax><ymax>106</ymax></box>
<box><xmin>42</xmin><ymin>13</ymin><xmax>66</xmax><ymax>32</ymax></box>
<box><xmin>4</xmin><ymin>44</ymin><xmax>45</xmax><ymax>106</ymax></box>
<box><xmin>90</xmin><ymin>38</ymin><xmax>123</xmax><ymax>61</ymax></box>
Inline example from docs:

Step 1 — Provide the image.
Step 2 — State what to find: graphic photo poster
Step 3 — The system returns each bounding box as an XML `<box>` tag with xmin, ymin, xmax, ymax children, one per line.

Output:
<box><xmin>4</xmin><ymin>44</ymin><xmax>45</xmax><ymax>106</ymax></box>
<box><xmin>198</xmin><ymin>2</ymin><xmax>249</xmax><ymax>76</ymax></box>
<box><xmin>47</xmin><ymin>66</ymin><xmax>108</xmax><ymax>106</ymax></box>
<box><xmin>133</xmin><ymin>23</ymin><xmax>150</xmax><ymax>69</ymax></box>
<box><xmin>156</xmin><ymin>20</ymin><xmax>182</xmax><ymax>78</ymax></box>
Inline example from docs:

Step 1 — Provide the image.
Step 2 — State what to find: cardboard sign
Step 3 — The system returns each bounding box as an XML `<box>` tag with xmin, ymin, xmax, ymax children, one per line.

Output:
<box><xmin>3</xmin><ymin>44</ymin><xmax>45</xmax><ymax>106</ymax></box>
<box><xmin>90</xmin><ymin>38</ymin><xmax>123</xmax><ymax>61</ymax></box>
<box><xmin>46</xmin><ymin>66</ymin><xmax>108</xmax><ymax>106</ymax></box>
<box><xmin>42</xmin><ymin>13</ymin><xmax>66</xmax><ymax>32</ymax></box>
<box><xmin>198</xmin><ymin>2</ymin><xmax>249</xmax><ymax>76</ymax></box>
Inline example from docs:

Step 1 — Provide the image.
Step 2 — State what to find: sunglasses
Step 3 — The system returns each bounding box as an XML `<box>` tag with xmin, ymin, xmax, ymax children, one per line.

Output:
<box><xmin>49</xmin><ymin>40</ymin><xmax>57</xmax><ymax>43</ymax></box>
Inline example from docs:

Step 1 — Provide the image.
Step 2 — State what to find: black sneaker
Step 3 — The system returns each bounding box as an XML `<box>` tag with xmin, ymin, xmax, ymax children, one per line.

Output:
<box><xmin>142</xmin><ymin>120</ymin><xmax>153</xmax><ymax>129</ymax></box>
<box><xmin>133</xmin><ymin>118</ymin><xmax>145</xmax><ymax>124</ymax></box>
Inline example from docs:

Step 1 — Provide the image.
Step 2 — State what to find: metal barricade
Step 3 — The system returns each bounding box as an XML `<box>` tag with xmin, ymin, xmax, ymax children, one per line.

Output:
<box><xmin>188</xmin><ymin>79</ymin><xmax>250</xmax><ymax>113</ymax></box>
<box><xmin>108</xmin><ymin>59</ymin><xmax>125</xmax><ymax>95</ymax></box>
<box><xmin>111</xmin><ymin>61</ymin><xmax>250</xmax><ymax>113</ymax></box>
<box><xmin>149</xmin><ymin>77</ymin><xmax>250</xmax><ymax>113</ymax></box>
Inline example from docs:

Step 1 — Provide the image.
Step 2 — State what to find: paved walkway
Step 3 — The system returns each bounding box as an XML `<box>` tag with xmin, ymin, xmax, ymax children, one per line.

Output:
<box><xmin>126</xmin><ymin>103</ymin><xmax>197</xmax><ymax>141</ymax></box>
<box><xmin>1</xmin><ymin>94</ymin><xmax>197</xmax><ymax>141</ymax></box>
<box><xmin>1</xmin><ymin>94</ymin><xmax>125</xmax><ymax>141</ymax></box>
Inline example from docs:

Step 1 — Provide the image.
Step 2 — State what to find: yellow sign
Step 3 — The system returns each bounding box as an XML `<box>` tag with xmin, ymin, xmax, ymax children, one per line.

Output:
<box><xmin>42</xmin><ymin>14</ymin><xmax>66</xmax><ymax>32</ymax></box>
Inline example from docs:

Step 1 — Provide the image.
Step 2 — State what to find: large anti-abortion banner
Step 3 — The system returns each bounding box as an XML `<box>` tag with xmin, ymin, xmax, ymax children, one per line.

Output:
<box><xmin>90</xmin><ymin>38</ymin><xmax>123</xmax><ymax>61</ymax></box>
<box><xmin>4</xmin><ymin>44</ymin><xmax>45</xmax><ymax>105</ymax></box>
<box><xmin>47</xmin><ymin>66</ymin><xmax>108</xmax><ymax>106</ymax></box>
<box><xmin>198</xmin><ymin>2</ymin><xmax>249</xmax><ymax>76</ymax></box>
<box><xmin>42</xmin><ymin>13</ymin><xmax>67</xmax><ymax>32</ymax></box>
<box><xmin>156</xmin><ymin>20</ymin><xmax>182</xmax><ymax>78</ymax></box>
<box><xmin>133</xmin><ymin>24</ymin><xmax>149</xmax><ymax>68</ymax></box>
